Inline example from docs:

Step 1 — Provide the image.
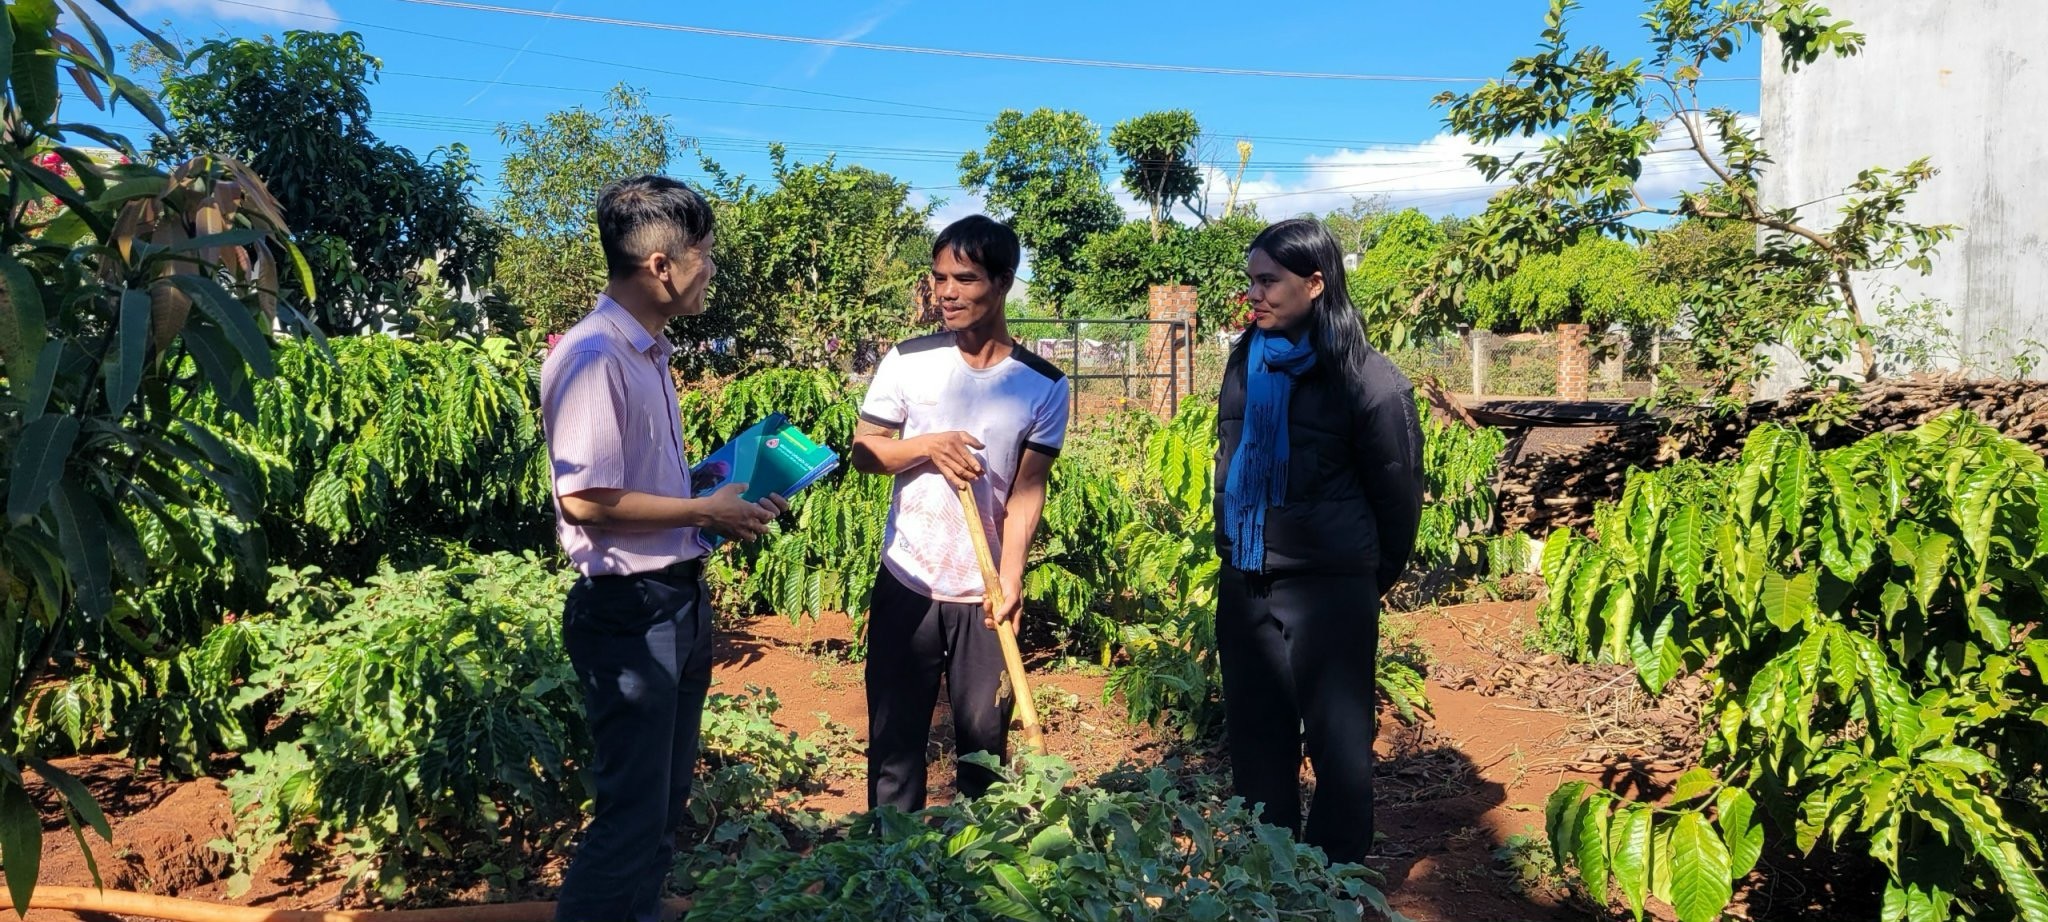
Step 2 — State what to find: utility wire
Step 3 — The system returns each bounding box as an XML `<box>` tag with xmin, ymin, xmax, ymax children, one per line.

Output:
<box><xmin>387</xmin><ymin>0</ymin><xmax>1499</xmax><ymax>82</ymax></box>
<box><xmin>208</xmin><ymin>0</ymin><xmax>985</xmax><ymax>115</ymax></box>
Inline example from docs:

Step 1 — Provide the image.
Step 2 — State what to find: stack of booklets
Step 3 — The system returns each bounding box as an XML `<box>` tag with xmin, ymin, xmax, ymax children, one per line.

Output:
<box><xmin>690</xmin><ymin>413</ymin><xmax>840</xmax><ymax>549</ymax></box>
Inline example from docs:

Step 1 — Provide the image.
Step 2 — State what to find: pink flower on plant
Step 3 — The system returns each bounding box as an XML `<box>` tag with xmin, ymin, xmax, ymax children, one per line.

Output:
<box><xmin>546</xmin><ymin>333</ymin><xmax>563</xmax><ymax>356</ymax></box>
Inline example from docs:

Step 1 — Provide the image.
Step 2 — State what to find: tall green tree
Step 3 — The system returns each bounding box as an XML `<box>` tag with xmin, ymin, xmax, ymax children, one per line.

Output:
<box><xmin>1322</xmin><ymin>195</ymin><xmax>1392</xmax><ymax>256</ymax></box>
<box><xmin>1108</xmin><ymin>110</ymin><xmax>1203</xmax><ymax>241</ymax></box>
<box><xmin>958</xmin><ymin>108</ymin><xmax>1125</xmax><ymax>313</ymax></box>
<box><xmin>1347</xmin><ymin>209</ymin><xmax>1457</xmax><ymax>349</ymax></box>
<box><xmin>1071</xmin><ymin>216</ymin><xmax>1261</xmax><ymax>327</ymax></box>
<box><xmin>1463</xmin><ymin>235</ymin><xmax>1679</xmax><ymax>331</ymax></box>
<box><xmin>0</xmin><ymin>3</ymin><xmax>311</xmax><ymax>909</ymax></box>
<box><xmin>495</xmin><ymin>85</ymin><xmax>685</xmax><ymax>334</ymax></box>
<box><xmin>1641</xmin><ymin>216</ymin><xmax>1755</xmax><ymax>286</ymax></box>
<box><xmin>1434</xmin><ymin>0</ymin><xmax>1953</xmax><ymax>399</ymax></box>
<box><xmin>689</xmin><ymin>146</ymin><xmax>933</xmax><ymax>378</ymax></box>
<box><xmin>156</xmin><ymin>31</ymin><xmax>497</xmax><ymax>335</ymax></box>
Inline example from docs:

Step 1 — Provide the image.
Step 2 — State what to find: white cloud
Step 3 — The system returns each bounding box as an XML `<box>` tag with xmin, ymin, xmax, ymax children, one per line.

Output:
<box><xmin>801</xmin><ymin>0</ymin><xmax>910</xmax><ymax>78</ymax></box>
<box><xmin>131</xmin><ymin>0</ymin><xmax>338</xmax><ymax>25</ymax></box>
<box><xmin>1207</xmin><ymin>119</ymin><xmax>1740</xmax><ymax>221</ymax></box>
<box><xmin>915</xmin><ymin>189</ymin><xmax>987</xmax><ymax>234</ymax></box>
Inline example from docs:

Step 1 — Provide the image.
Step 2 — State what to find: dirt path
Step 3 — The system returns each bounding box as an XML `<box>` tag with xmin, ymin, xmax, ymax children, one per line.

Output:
<box><xmin>28</xmin><ymin>600</ymin><xmax>1696</xmax><ymax>922</ymax></box>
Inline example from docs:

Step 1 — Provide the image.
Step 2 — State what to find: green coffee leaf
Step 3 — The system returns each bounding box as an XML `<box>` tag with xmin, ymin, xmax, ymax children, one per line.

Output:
<box><xmin>1670</xmin><ymin>812</ymin><xmax>1734</xmax><ymax>922</ymax></box>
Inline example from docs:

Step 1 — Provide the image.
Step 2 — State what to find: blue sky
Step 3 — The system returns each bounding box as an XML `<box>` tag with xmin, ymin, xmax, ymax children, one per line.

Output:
<box><xmin>108</xmin><ymin>0</ymin><xmax>1761</xmax><ymax>229</ymax></box>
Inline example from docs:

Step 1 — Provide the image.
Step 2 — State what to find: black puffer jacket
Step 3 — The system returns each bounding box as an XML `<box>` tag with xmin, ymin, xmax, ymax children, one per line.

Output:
<box><xmin>1213</xmin><ymin>341</ymin><xmax>1426</xmax><ymax>591</ymax></box>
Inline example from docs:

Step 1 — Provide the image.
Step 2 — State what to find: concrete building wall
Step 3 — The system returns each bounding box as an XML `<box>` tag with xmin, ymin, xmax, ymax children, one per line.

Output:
<box><xmin>1760</xmin><ymin>2</ymin><xmax>2048</xmax><ymax>393</ymax></box>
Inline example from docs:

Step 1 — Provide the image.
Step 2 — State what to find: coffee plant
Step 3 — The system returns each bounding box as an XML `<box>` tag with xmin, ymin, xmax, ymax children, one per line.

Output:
<box><xmin>686</xmin><ymin>754</ymin><xmax>1401</xmax><ymax>921</ymax></box>
<box><xmin>38</xmin><ymin>335</ymin><xmax>556</xmax><ymax>776</ymax></box>
<box><xmin>692</xmin><ymin>685</ymin><xmax>834</xmax><ymax>827</ymax></box>
<box><xmin>1414</xmin><ymin>401</ymin><xmax>1507</xmax><ymax>572</ymax></box>
<box><xmin>218</xmin><ymin>553</ymin><xmax>584</xmax><ymax>900</ymax></box>
<box><xmin>1107</xmin><ymin>401</ymin><xmax>1227</xmax><ymax>738</ymax></box>
<box><xmin>247</xmin><ymin>335</ymin><xmax>552</xmax><ymax>557</ymax></box>
<box><xmin>189</xmin><ymin>552</ymin><xmax>850</xmax><ymax>903</ymax></box>
<box><xmin>1539</xmin><ymin>411</ymin><xmax>2048</xmax><ymax>921</ymax></box>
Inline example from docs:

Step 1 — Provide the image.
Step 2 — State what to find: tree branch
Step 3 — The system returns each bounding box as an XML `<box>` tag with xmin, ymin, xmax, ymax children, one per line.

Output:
<box><xmin>1687</xmin><ymin>206</ymin><xmax>1835</xmax><ymax>252</ymax></box>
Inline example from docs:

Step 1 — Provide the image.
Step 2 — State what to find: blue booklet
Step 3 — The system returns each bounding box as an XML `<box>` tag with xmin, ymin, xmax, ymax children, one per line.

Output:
<box><xmin>689</xmin><ymin>413</ymin><xmax>841</xmax><ymax>548</ymax></box>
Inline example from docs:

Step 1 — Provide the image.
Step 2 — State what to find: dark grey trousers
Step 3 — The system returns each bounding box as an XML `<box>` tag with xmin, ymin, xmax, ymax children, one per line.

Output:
<box><xmin>554</xmin><ymin>561</ymin><xmax>712</xmax><ymax>922</ymax></box>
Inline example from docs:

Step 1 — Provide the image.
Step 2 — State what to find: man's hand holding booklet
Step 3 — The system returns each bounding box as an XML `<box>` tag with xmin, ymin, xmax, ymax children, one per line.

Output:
<box><xmin>690</xmin><ymin>413</ymin><xmax>840</xmax><ymax>549</ymax></box>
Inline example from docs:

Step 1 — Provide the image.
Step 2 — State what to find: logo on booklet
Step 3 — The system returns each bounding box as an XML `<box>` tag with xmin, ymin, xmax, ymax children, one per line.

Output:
<box><xmin>766</xmin><ymin>438</ymin><xmax>780</xmax><ymax>449</ymax></box>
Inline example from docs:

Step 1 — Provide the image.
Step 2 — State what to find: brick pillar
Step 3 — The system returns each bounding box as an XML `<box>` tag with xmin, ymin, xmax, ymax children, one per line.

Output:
<box><xmin>1146</xmin><ymin>285</ymin><xmax>1197</xmax><ymax>417</ymax></box>
<box><xmin>1556</xmin><ymin>323</ymin><xmax>1590</xmax><ymax>401</ymax></box>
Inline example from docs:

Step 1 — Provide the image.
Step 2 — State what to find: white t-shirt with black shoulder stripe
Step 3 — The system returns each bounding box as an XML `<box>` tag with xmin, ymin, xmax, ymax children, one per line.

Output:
<box><xmin>859</xmin><ymin>333</ymin><xmax>1070</xmax><ymax>603</ymax></box>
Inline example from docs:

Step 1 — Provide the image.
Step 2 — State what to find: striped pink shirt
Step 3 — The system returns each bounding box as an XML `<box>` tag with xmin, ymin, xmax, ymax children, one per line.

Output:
<box><xmin>539</xmin><ymin>296</ymin><xmax>702</xmax><ymax>576</ymax></box>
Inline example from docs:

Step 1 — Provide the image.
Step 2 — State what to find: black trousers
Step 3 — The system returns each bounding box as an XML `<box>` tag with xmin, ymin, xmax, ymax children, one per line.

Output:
<box><xmin>866</xmin><ymin>565</ymin><xmax>1010</xmax><ymax>811</ymax></box>
<box><xmin>1217</xmin><ymin>565</ymin><xmax>1379</xmax><ymax>865</ymax></box>
<box><xmin>554</xmin><ymin>562</ymin><xmax>713</xmax><ymax>922</ymax></box>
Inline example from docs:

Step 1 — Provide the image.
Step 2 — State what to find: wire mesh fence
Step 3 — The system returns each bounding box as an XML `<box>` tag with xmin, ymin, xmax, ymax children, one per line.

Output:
<box><xmin>1389</xmin><ymin>329</ymin><xmax>1708</xmax><ymax>400</ymax></box>
<box><xmin>1010</xmin><ymin>317</ymin><xmax>1202</xmax><ymax>422</ymax></box>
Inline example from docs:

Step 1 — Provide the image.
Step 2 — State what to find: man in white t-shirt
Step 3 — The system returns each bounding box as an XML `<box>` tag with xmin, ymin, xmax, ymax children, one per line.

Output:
<box><xmin>851</xmin><ymin>215</ymin><xmax>1069</xmax><ymax>810</ymax></box>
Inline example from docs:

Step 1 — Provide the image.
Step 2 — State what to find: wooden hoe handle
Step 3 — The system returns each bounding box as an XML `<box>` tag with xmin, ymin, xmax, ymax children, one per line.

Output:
<box><xmin>955</xmin><ymin>483</ymin><xmax>1047</xmax><ymax>755</ymax></box>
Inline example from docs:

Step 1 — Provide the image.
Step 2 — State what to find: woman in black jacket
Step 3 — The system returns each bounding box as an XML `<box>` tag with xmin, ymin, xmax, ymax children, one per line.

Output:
<box><xmin>1214</xmin><ymin>218</ymin><xmax>1425</xmax><ymax>865</ymax></box>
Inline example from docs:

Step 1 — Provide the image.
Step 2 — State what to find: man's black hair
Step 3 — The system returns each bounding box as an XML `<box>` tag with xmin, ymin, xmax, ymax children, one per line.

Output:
<box><xmin>931</xmin><ymin>215</ymin><xmax>1020</xmax><ymax>283</ymax></box>
<box><xmin>597</xmin><ymin>175</ymin><xmax>715</xmax><ymax>280</ymax></box>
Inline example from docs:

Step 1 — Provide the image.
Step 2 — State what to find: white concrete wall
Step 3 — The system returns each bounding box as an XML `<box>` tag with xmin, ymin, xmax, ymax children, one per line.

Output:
<box><xmin>1760</xmin><ymin>2</ymin><xmax>2048</xmax><ymax>393</ymax></box>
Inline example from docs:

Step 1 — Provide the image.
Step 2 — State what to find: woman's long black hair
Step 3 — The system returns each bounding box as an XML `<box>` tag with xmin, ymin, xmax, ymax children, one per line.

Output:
<box><xmin>1238</xmin><ymin>217</ymin><xmax>1380</xmax><ymax>400</ymax></box>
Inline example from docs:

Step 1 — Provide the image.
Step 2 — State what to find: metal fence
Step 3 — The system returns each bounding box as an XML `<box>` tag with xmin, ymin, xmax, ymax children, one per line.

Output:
<box><xmin>1011</xmin><ymin>317</ymin><xmax>1201</xmax><ymax>422</ymax></box>
<box><xmin>1390</xmin><ymin>329</ymin><xmax>1706</xmax><ymax>399</ymax></box>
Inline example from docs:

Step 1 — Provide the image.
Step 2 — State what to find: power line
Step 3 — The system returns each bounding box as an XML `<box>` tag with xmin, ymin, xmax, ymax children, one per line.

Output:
<box><xmin>388</xmin><ymin>0</ymin><xmax>1506</xmax><ymax>83</ymax></box>
<box><xmin>386</xmin><ymin>0</ymin><xmax>1757</xmax><ymax>84</ymax></box>
<box><xmin>208</xmin><ymin>0</ymin><xmax>984</xmax><ymax>116</ymax></box>
<box><xmin>381</xmin><ymin>71</ymin><xmax>988</xmax><ymax>124</ymax></box>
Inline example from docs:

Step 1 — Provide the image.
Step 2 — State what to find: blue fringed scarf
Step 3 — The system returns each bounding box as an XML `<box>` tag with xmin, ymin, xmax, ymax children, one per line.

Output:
<box><xmin>1223</xmin><ymin>330</ymin><xmax>1317</xmax><ymax>573</ymax></box>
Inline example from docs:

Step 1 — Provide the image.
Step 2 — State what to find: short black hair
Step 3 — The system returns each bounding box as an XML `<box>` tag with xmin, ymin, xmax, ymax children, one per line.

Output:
<box><xmin>931</xmin><ymin>215</ymin><xmax>1020</xmax><ymax>283</ymax></box>
<box><xmin>596</xmin><ymin>175</ymin><xmax>715</xmax><ymax>280</ymax></box>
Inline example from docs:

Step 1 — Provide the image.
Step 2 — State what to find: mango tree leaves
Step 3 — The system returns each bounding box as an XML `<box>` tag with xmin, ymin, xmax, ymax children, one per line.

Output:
<box><xmin>0</xmin><ymin>770</ymin><xmax>40</xmax><ymax>916</ymax></box>
<box><xmin>0</xmin><ymin>252</ymin><xmax>48</xmax><ymax>384</ymax></box>
<box><xmin>1</xmin><ymin>10</ymin><xmax>302</xmax><ymax>918</ymax></box>
<box><xmin>7</xmin><ymin>413</ymin><xmax>77</xmax><ymax>523</ymax></box>
<box><xmin>7</xmin><ymin>0</ymin><xmax>59</xmax><ymax>126</ymax></box>
<box><xmin>104</xmin><ymin>287</ymin><xmax>151</xmax><ymax>414</ymax></box>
